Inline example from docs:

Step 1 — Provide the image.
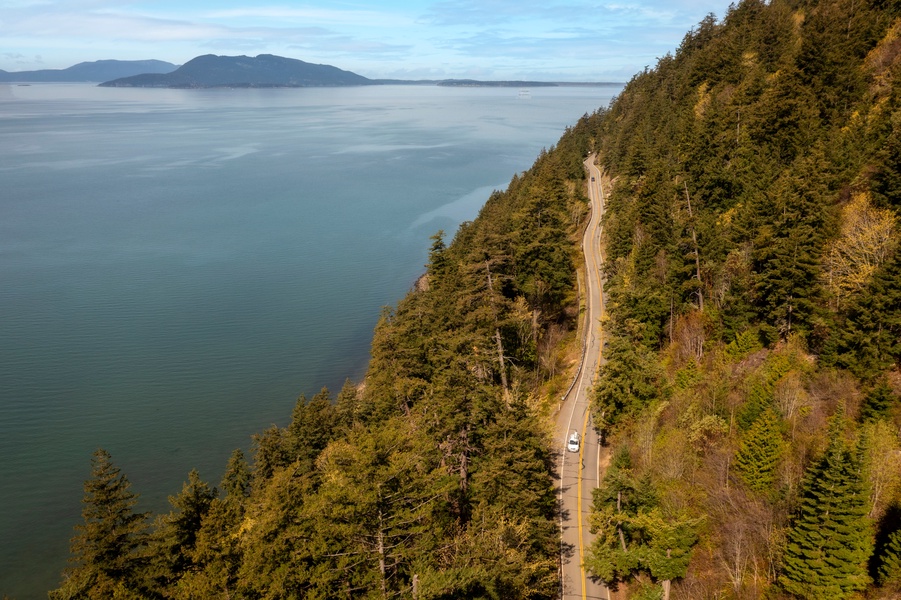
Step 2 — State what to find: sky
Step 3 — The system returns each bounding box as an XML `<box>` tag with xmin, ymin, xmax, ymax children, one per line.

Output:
<box><xmin>1</xmin><ymin>0</ymin><xmax>732</xmax><ymax>81</ymax></box>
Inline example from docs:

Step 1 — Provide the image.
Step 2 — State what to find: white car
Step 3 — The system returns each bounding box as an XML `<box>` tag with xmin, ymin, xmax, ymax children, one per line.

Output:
<box><xmin>567</xmin><ymin>431</ymin><xmax>580</xmax><ymax>453</ymax></box>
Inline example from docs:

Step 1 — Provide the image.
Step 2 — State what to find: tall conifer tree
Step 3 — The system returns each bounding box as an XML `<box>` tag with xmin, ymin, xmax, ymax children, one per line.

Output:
<box><xmin>147</xmin><ymin>469</ymin><xmax>216</xmax><ymax>592</ymax></box>
<box><xmin>50</xmin><ymin>449</ymin><xmax>150</xmax><ymax>600</ymax></box>
<box><xmin>837</xmin><ymin>251</ymin><xmax>901</xmax><ymax>378</ymax></box>
<box><xmin>878</xmin><ymin>528</ymin><xmax>901</xmax><ymax>588</ymax></box>
<box><xmin>734</xmin><ymin>408</ymin><xmax>785</xmax><ymax>495</ymax></box>
<box><xmin>779</xmin><ymin>418</ymin><xmax>873</xmax><ymax>599</ymax></box>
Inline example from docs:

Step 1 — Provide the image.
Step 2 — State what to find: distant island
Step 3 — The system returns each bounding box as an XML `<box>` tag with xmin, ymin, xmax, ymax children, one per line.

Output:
<box><xmin>436</xmin><ymin>80</ymin><xmax>621</xmax><ymax>87</ymax></box>
<box><xmin>100</xmin><ymin>54</ymin><xmax>373</xmax><ymax>88</ymax></box>
<box><xmin>436</xmin><ymin>79</ymin><xmax>559</xmax><ymax>87</ymax></box>
<box><xmin>0</xmin><ymin>59</ymin><xmax>177</xmax><ymax>83</ymax></box>
<box><xmin>101</xmin><ymin>54</ymin><xmax>621</xmax><ymax>88</ymax></box>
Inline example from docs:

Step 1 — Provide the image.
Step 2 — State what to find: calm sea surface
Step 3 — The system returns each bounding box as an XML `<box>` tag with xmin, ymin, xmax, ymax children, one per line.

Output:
<box><xmin>0</xmin><ymin>82</ymin><xmax>619</xmax><ymax>598</ymax></box>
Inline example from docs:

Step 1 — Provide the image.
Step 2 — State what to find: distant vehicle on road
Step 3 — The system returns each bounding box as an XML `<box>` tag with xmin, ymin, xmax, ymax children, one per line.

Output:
<box><xmin>567</xmin><ymin>431</ymin><xmax>580</xmax><ymax>453</ymax></box>
<box><xmin>591</xmin><ymin>176</ymin><xmax>595</xmax><ymax>181</ymax></box>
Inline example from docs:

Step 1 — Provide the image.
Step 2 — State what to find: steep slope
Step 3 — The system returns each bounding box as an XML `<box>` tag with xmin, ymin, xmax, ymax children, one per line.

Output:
<box><xmin>583</xmin><ymin>0</ymin><xmax>901</xmax><ymax>598</ymax></box>
<box><xmin>100</xmin><ymin>54</ymin><xmax>372</xmax><ymax>88</ymax></box>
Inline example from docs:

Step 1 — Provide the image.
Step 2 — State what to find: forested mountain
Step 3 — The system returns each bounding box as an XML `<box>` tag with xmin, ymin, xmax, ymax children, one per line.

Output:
<box><xmin>48</xmin><ymin>108</ymin><xmax>601</xmax><ymax>597</ymax></box>
<box><xmin>99</xmin><ymin>54</ymin><xmax>372</xmax><ymax>88</ymax></box>
<box><xmin>583</xmin><ymin>0</ymin><xmax>901</xmax><ymax>598</ymax></box>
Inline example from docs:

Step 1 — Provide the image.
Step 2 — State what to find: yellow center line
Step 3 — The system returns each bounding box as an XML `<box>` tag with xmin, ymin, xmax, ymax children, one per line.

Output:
<box><xmin>577</xmin><ymin>163</ymin><xmax>601</xmax><ymax>600</ymax></box>
<box><xmin>577</xmin><ymin>403</ymin><xmax>591</xmax><ymax>600</ymax></box>
<box><xmin>578</xmin><ymin>163</ymin><xmax>609</xmax><ymax>600</ymax></box>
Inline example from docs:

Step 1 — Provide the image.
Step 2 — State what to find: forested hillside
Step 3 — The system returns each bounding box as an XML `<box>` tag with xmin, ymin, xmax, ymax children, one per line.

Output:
<box><xmin>48</xmin><ymin>112</ymin><xmax>603</xmax><ymax>598</ymax></box>
<box><xmin>584</xmin><ymin>0</ymin><xmax>901</xmax><ymax>598</ymax></box>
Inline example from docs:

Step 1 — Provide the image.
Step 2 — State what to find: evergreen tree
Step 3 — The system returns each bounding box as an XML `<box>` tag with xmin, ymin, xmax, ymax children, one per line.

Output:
<box><xmin>147</xmin><ymin>470</ymin><xmax>216</xmax><ymax>592</ymax></box>
<box><xmin>632</xmin><ymin>508</ymin><xmax>700</xmax><ymax>599</ymax></box>
<box><xmin>414</xmin><ymin>503</ymin><xmax>559</xmax><ymax>599</ymax></box>
<box><xmin>220</xmin><ymin>448</ymin><xmax>250</xmax><ymax>501</ymax></box>
<box><xmin>250</xmin><ymin>424</ymin><xmax>290</xmax><ymax>481</ymax></box>
<box><xmin>426</xmin><ymin>230</ymin><xmax>449</xmax><ymax>281</ymax></box>
<box><xmin>586</xmin><ymin>502</ymin><xmax>699</xmax><ymax>591</ymax></box>
<box><xmin>734</xmin><ymin>408</ymin><xmax>786</xmax><ymax>496</ymax></box>
<box><xmin>592</xmin><ymin>337</ymin><xmax>666</xmax><ymax>434</ymax></box>
<box><xmin>236</xmin><ymin>465</ymin><xmax>319</xmax><ymax>598</ymax></box>
<box><xmin>50</xmin><ymin>449</ymin><xmax>150</xmax><ymax>600</ymax></box>
<box><xmin>871</xmin><ymin>113</ymin><xmax>901</xmax><ymax>212</ymax></box>
<box><xmin>779</xmin><ymin>418</ymin><xmax>873</xmax><ymax>599</ymax></box>
<box><xmin>860</xmin><ymin>379</ymin><xmax>898</xmax><ymax>423</ymax></box>
<box><xmin>334</xmin><ymin>378</ymin><xmax>367</xmax><ymax>430</ymax></box>
<box><xmin>878</xmin><ymin>528</ymin><xmax>901</xmax><ymax>588</ymax></box>
<box><xmin>306</xmin><ymin>420</ymin><xmax>455</xmax><ymax>597</ymax></box>
<box><xmin>585</xmin><ymin>449</ymin><xmax>654</xmax><ymax>583</ymax></box>
<box><xmin>585</xmin><ymin>448</ymin><xmax>699</xmax><ymax>593</ymax></box>
<box><xmin>177</xmin><ymin>454</ymin><xmax>248</xmax><ymax>599</ymax></box>
<box><xmin>469</xmin><ymin>400</ymin><xmax>558</xmax><ymax>525</ymax></box>
<box><xmin>751</xmin><ymin>152</ymin><xmax>832</xmax><ymax>342</ymax></box>
<box><xmin>836</xmin><ymin>251</ymin><xmax>901</xmax><ymax>379</ymax></box>
<box><xmin>286</xmin><ymin>387</ymin><xmax>336</xmax><ymax>475</ymax></box>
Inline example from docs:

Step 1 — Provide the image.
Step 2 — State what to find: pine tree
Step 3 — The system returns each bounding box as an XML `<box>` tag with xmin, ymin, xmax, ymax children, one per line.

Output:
<box><xmin>50</xmin><ymin>449</ymin><xmax>150</xmax><ymax>600</ymax></box>
<box><xmin>878</xmin><ymin>528</ymin><xmax>901</xmax><ymax>588</ymax></box>
<box><xmin>779</xmin><ymin>419</ymin><xmax>873</xmax><ymax>599</ymax></box>
<box><xmin>592</xmin><ymin>337</ymin><xmax>666</xmax><ymax>434</ymax></box>
<box><xmin>220</xmin><ymin>448</ymin><xmax>250</xmax><ymax>500</ymax></box>
<box><xmin>860</xmin><ymin>379</ymin><xmax>898</xmax><ymax>423</ymax></box>
<box><xmin>470</xmin><ymin>400</ymin><xmax>557</xmax><ymax>523</ymax></box>
<box><xmin>734</xmin><ymin>408</ymin><xmax>785</xmax><ymax>496</ymax></box>
<box><xmin>334</xmin><ymin>378</ymin><xmax>367</xmax><ymax>430</ymax></box>
<box><xmin>871</xmin><ymin>113</ymin><xmax>901</xmax><ymax>212</ymax></box>
<box><xmin>837</xmin><ymin>251</ymin><xmax>901</xmax><ymax>379</ymax></box>
<box><xmin>177</xmin><ymin>453</ymin><xmax>248</xmax><ymax>599</ymax></box>
<box><xmin>426</xmin><ymin>230</ymin><xmax>449</xmax><ymax>281</ymax></box>
<box><xmin>751</xmin><ymin>152</ymin><xmax>832</xmax><ymax>342</ymax></box>
<box><xmin>633</xmin><ymin>509</ymin><xmax>701</xmax><ymax>600</ymax></box>
<box><xmin>306</xmin><ymin>419</ymin><xmax>454</xmax><ymax>597</ymax></box>
<box><xmin>236</xmin><ymin>464</ymin><xmax>319</xmax><ymax>598</ymax></box>
<box><xmin>585</xmin><ymin>448</ymin><xmax>699</xmax><ymax>592</ymax></box>
<box><xmin>286</xmin><ymin>387</ymin><xmax>336</xmax><ymax>475</ymax></box>
<box><xmin>147</xmin><ymin>470</ymin><xmax>216</xmax><ymax>591</ymax></box>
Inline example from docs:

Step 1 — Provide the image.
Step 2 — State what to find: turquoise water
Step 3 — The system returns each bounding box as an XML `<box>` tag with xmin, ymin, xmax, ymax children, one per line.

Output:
<box><xmin>0</xmin><ymin>82</ymin><xmax>619</xmax><ymax>598</ymax></box>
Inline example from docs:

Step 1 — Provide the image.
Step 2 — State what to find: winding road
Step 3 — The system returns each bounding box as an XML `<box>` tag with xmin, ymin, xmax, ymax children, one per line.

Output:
<box><xmin>557</xmin><ymin>155</ymin><xmax>608</xmax><ymax>600</ymax></box>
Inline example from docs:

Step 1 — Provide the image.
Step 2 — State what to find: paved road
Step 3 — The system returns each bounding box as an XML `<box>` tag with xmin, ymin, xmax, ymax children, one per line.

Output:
<box><xmin>557</xmin><ymin>155</ymin><xmax>608</xmax><ymax>600</ymax></box>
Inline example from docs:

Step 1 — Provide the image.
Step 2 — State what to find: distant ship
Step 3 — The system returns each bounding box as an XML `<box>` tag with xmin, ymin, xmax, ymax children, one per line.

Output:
<box><xmin>518</xmin><ymin>88</ymin><xmax>531</xmax><ymax>99</ymax></box>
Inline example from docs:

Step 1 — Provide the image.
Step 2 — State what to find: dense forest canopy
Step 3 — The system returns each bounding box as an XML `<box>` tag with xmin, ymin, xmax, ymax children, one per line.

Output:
<box><xmin>47</xmin><ymin>0</ymin><xmax>901</xmax><ymax>598</ymax></box>
<box><xmin>586</xmin><ymin>0</ymin><xmax>901</xmax><ymax>598</ymax></box>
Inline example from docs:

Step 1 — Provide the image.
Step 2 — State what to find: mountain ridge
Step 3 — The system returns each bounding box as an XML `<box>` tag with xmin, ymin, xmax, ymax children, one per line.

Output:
<box><xmin>99</xmin><ymin>54</ymin><xmax>373</xmax><ymax>88</ymax></box>
<box><xmin>2</xmin><ymin>55</ymin><xmax>622</xmax><ymax>87</ymax></box>
<box><xmin>0</xmin><ymin>59</ymin><xmax>177</xmax><ymax>82</ymax></box>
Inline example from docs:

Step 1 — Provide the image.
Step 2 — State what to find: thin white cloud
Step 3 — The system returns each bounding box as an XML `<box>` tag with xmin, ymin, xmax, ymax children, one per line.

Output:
<box><xmin>204</xmin><ymin>6</ymin><xmax>416</xmax><ymax>27</ymax></box>
<box><xmin>0</xmin><ymin>0</ymin><xmax>731</xmax><ymax>79</ymax></box>
<box><xmin>424</xmin><ymin>0</ymin><xmax>709</xmax><ymax>26</ymax></box>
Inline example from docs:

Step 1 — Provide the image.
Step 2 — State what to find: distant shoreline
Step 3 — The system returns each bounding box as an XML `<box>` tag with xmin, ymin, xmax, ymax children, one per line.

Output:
<box><xmin>96</xmin><ymin>80</ymin><xmax>623</xmax><ymax>89</ymax></box>
<box><xmin>1</xmin><ymin>79</ymin><xmax>625</xmax><ymax>89</ymax></box>
<box><xmin>1</xmin><ymin>56</ymin><xmax>624</xmax><ymax>88</ymax></box>
<box><xmin>433</xmin><ymin>79</ymin><xmax>621</xmax><ymax>87</ymax></box>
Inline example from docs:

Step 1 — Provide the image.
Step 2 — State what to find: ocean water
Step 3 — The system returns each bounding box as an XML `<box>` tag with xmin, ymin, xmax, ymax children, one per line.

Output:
<box><xmin>0</xmin><ymin>82</ymin><xmax>620</xmax><ymax>598</ymax></box>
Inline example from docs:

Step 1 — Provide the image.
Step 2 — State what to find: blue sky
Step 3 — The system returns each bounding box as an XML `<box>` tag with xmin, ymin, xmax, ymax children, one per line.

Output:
<box><xmin>1</xmin><ymin>0</ymin><xmax>731</xmax><ymax>80</ymax></box>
